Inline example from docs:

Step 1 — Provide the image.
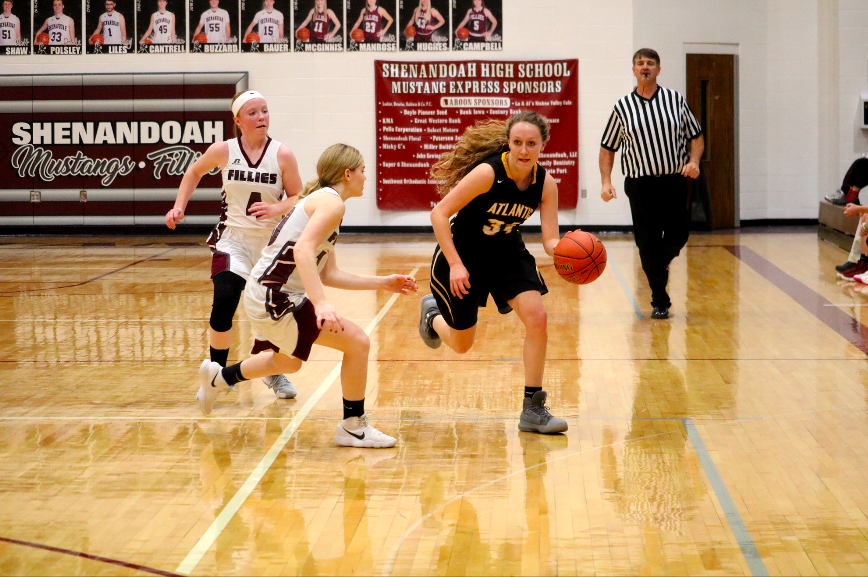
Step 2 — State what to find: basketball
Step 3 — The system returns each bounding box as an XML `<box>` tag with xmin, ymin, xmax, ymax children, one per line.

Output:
<box><xmin>456</xmin><ymin>27</ymin><xmax>470</xmax><ymax>40</ymax></box>
<box><xmin>553</xmin><ymin>231</ymin><xmax>607</xmax><ymax>285</ymax></box>
<box><xmin>89</xmin><ymin>34</ymin><xmax>104</xmax><ymax>45</ymax></box>
<box><xmin>193</xmin><ymin>33</ymin><xmax>207</xmax><ymax>44</ymax></box>
<box><xmin>35</xmin><ymin>33</ymin><xmax>49</xmax><ymax>45</ymax></box>
<box><xmin>245</xmin><ymin>32</ymin><xmax>260</xmax><ymax>43</ymax></box>
<box><xmin>351</xmin><ymin>28</ymin><xmax>365</xmax><ymax>42</ymax></box>
<box><xmin>296</xmin><ymin>27</ymin><xmax>310</xmax><ymax>41</ymax></box>
<box><xmin>144</xmin><ymin>38</ymin><xmax>153</xmax><ymax>44</ymax></box>
<box><xmin>404</xmin><ymin>25</ymin><xmax>416</xmax><ymax>38</ymax></box>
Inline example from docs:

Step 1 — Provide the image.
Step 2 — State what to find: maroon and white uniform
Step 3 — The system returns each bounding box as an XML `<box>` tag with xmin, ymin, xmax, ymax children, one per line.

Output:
<box><xmin>467</xmin><ymin>7</ymin><xmax>486</xmax><ymax>40</ymax></box>
<box><xmin>206</xmin><ymin>137</ymin><xmax>286</xmax><ymax>280</ymax></box>
<box><xmin>414</xmin><ymin>7</ymin><xmax>432</xmax><ymax>41</ymax></box>
<box><xmin>243</xmin><ymin>187</ymin><xmax>340</xmax><ymax>360</ymax></box>
<box><xmin>362</xmin><ymin>7</ymin><xmax>381</xmax><ymax>42</ymax></box>
<box><xmin>309</xmin><ymin>10</ymin><xmax>328</xmax><ymax>42</ymax></box>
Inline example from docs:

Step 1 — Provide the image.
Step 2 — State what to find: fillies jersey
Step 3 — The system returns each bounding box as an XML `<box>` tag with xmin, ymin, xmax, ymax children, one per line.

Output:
<box><xmin>414</xmin><ymin>8</ymin><xmax>432</xmax><ymax>40</ymax></box>
<box><xmin>47</xmin><ymin>15</ymin><xmax>73</xmax><ymax>44</ymax></box>
<box><xmin>252</xmin><ymin>9</ymin><xmax>282</xmax><ymax>42</ymax></box>
<box><xmin>100</xmin><ymin>11</ymin><xmax>123</xmax><ymax>44</ymax></box>
<box><xmin>217</xmin><ymin>137</ymin><xmax>286</xmax><ymax>233</ymax></box>
<box><xmin>199</xmin><ymin>8</ymin><xmax>230</xmax><ymax>42</ymax></box>
<box><xmin>362</xmin><ymin>7</ymin><xmax>381</xmax><ymax>41</ymax></box>
<box><xmin>467</xmin><ymin>7</ymin><xmax>486</xmax><ymax>38</ymax></box>
<box><xmin>151</xmin><ymin>11</ymin><xmax>174</xmax><ymax>43</ymax></box>
<box><xmin>247</xmin><ymin>188</ymin><xmax>340</xmax><ymax>320</ymax></box>
<box><xmin>310</xmin><ymin>10</ymin><xmax>328</xmax><ymax>40</ymax></box>
<box><xmin>0</xmin><ymin>13</ymin><xmax>20</xmax><ymax>45</ymax></box>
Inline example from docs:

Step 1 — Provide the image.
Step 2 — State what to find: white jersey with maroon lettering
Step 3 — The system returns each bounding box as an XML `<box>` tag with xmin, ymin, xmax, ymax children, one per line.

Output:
<box><xmin>46</xmin><ymin>14</ymin><xmax>73</xmax><ymax>44</ymax></box>
<box><xmin>151</xmin><ymin>11</ymin><xmax>174</xmax><ymax>43</ymax></box>
<box><xmin>0</xmin><ymin>13</ymin><xmax>20</xmax><ymax>45</ymax></box>
<box><xmin>216</xmin><ymin>136</ymin><xmax>286</xmax><ymax>233</ymax></box>
<box><xmin>100</xmin><ymin>11</ymin><xmax>123</xmax><ymax>44</ymax></box>
<box><xmin>199</xmin><ymin>7</ymin><xmax>230</xmax><ymax>42</ymax></box>
<box><xmin>252</xmin><ymin>9</ymin><xmax>282</xmax><ymax>42</ymax></box>
<box><xmin>246</xmin><ymin>188</ymin><xmax>340</xmax><ymax>320</ymax></box>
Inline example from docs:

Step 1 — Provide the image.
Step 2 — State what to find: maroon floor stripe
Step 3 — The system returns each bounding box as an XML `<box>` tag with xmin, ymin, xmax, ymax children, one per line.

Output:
<box><xmin>727</xmin><ymin>246</ymin><xmax>868</xmax><ymax>355</ymax></box>
<box><xmin>0</xmin><ymin>536</ymin><xmax>183</xmax><ymax>577</ymax></box>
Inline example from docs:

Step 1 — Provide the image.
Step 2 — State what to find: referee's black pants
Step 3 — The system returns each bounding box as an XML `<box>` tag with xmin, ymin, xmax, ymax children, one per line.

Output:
<box><xmin>624</xmin><ymin>174</ymin><xmax>689</xmax><ymax>310</ymax></box>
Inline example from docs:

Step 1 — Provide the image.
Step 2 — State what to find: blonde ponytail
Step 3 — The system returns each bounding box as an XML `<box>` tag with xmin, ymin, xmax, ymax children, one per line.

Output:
<box><xmin>298</xmin><ymin>144</ymin><xmax>364</xmax><ymax>200</ymax></box>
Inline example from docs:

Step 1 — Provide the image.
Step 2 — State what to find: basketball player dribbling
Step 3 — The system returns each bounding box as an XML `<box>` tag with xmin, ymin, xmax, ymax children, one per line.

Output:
<box><xmin>297</xmin><ymin>0</ymin><xmax>340</xmax><ymax>43</ymax></box>
<box><xmin>166</xmin><ymin>90</ymin><xmax>303</xmax><ymax>400</ymax></box>
<box><xmin>411</xmin><ymin>0</ymin><xmax>443</xmax><ymax>43</ymax></box>
<box><xmin>140</xmin><ymin>0</ymin><xmax>174</xmax><ymax>44</ymax></box>
<box><xmin>0</xmin><ymin>0</ymin><xmax>22</xmax><ymax>46</ymax></box>
<box><xmin>455</xmin><ymin>0</ymin><xmax>496</xmax><ymax>41</ymax></box>
<box><xmin>193</xmin><ymin>0</ymin><xmax>230</xmax><ymax>43</ymax></box>
<box><xmin>197</xmin><ymin>143</ymin><xmax>417</xmax><ymax>448</ymax></box>
<box><xmin>349</xmin><ymin>0</ymin><xmax>392</xmax><ymax>42</ymax></box>
<box><xmin>91</xmin><ymin>0</ymin><xmax>126</xmax><ymax>45</ymax></box>
<box><xmin>244</xmin><ymin>0</ymin><xmax>283</xmax><ymax>43</ymax></box>
<box><xmin>35</xmin><ymin>0</ymin><xmax>75</xmax><ymax>44</ymax></box>
<box><xmin>419</xmin><ymin>111</ymin><xmax>568</xmax><ymax>434</ymax></box>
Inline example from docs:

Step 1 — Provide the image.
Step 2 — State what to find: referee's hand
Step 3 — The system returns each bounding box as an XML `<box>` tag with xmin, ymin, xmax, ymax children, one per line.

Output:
<box><xmin>681</xmin><ymin>161</ymin><xmax>700</xmax><ymax>179</ymax></box>
<box><xmin>601</xmin><ymin>184</ymin><xmax>617</xmax><ymax>202</ymax></box>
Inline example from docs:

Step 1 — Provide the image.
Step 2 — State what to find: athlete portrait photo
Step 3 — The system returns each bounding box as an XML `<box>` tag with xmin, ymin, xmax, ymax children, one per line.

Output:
<box><xmin>399</xmin><ymin>0</ymin><xmax>446</xmax><ymax>52</ymax></box>
<box><xmin>347</xmin><ymin>0</ymin><xmax>395</xmax><ymax>52</ymax></box>
<box><xmin>0</xmin><ymin>0</ymin><xmax>30</xmax><ymax>55</ymax></box>
<box><xmin>452</xmin><ymin>0</ymin><xmax>500</xmax><ymax>50</ymax></box>
<box><xmin>241</xmin><ymin>0</ymin><xmax>287</xmax><ymax>53</ymax></box>
<box><xmin>191</xmin><ymin>0</ymin><xmax>238</xmax><ymax>52</ymax></box>
<box><xmin>137</xmin><ymin>0</ymin><xmax>185</xmax><ymax>53</ymax></box>
<box><xmin>293</xmin><ymin>0</ymin><xmax>343</xmax><ymax>52</ymax></box>
<box><xmin>33</xmin><ymin>0</ymin><xmax>82</xmax><ymax>54</ymax></box>
<box><xmin>86</xmin><ymin>0</ymin><xmax>131</xmax><ymax>54</ymax></box>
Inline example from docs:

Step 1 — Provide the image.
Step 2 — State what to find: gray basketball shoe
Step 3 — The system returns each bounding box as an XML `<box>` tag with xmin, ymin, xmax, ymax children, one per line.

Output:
<box><xmin>418</xmin><ymin>295</ymin><xmax>442</xmax><ymax>349</ymax></box>
<box><xmin>519</xmin><ymin>391</ymin><xmax>568</xmax><ymax>434</ymax></box>
<box><xmin>263</xmin><ymin>374</ymin><xmax>297</xmax><ymax>399</ymax></box>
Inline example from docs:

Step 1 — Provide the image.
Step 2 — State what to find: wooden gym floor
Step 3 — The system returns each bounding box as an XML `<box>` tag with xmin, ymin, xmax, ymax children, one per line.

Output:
<box><xmin>1</xmin><ymin>228</ymin><xmax>868</xmax><ymax>576</ymax></box>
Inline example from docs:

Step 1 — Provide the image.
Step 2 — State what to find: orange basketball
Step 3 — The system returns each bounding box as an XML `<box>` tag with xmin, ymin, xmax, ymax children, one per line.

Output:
<box><xmin>404</xmin><ymin>25</ymin><xmax>416</xmax><ymax>37</ymax></box>
<box><xmin>144</xmin><ymin>38</ymin><xmax>153</xmax><ymax>44</ymax></box>
<box><xmin>351</xmin><ymin>28</ymin><xmax>365</xmax><ymax>42</ymax></box>
<box><xmin>456</xmin><ymin>27</ymin><xmax>470</xmax><ymax>40</ymax></box>
<box><xmin>194</xmin><ymin>33</ymin><xmax>207</xmax><ymax>43</ymax></box>
<box><xmin>245</xmin><ymin>32</ymin><xmax>260</xmax><ymax>43</ymax></box>
<box><xmin>89</xmin><ymin>34</ymin><xmax>104</xmax><ymax>45</ymax></box>
<box><xmin>35</xmin><ymin>33</ymin><xmax>50</xmax><ymax>45</ymax></box>
<box><xmin>295</xmin><ymin>27</ymin><xmax>310</xmax><ymax>41</ymax></box>
<box><xmin>553</xmin><ymin>231</ymin><xmax>607</xmax><ymax>285</ymax></box>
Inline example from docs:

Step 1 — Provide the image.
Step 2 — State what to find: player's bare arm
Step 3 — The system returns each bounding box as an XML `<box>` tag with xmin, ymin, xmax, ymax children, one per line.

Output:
<box><xmin>430</xmin><ymin>163</ymin><xmax>495</xmax><ymax>297</ymax></box>
<box><xmin>92</xmin><ymin>21</ymin><xmax>103</xmax><ymax>38</ymax></box>
<box><xmin>166</xmin><ymin>141</ymin><xmax>229</xmax><ymax>228</ymax></box>
<box><xmin>193</xmin><ymin>21</ymin><xmax>203</xmax><ymax>35</ymax></box>
<box><xmin>321</xmin><ymin>245</ymin><xmax>416</xmax><ymax>293</ymax></box>
<box><xmin>484</xmin><ymin>8</ymin><xmax>496</xmax><ymax>37</ymax></box>
<box><xmin>244</xmin><ymin>17</ymin><xmax>255</xmax><ymax>37</ymax></box>
<box><xmin>456</xmin><ymin>9</ymin><xmax>470</xmax><ymax>30</ymax></box>
<box><xmin>599</xmin><ymin>146</ymin><xmax>616</xmax><ymax>201</ymax></box>
<box><xmin>350</xmin><ymin>8</ymin><xmax>365</xmax><ymax>31</ymax></box>
<box><xmin>539</xmin><ymin>173</ymin><xmax>560</xmax><ymax>256</ymax></box>
<box><xmin>225</xmin><ymin>19</ymin><xmax>230</xmax><ymax>40</ymax></box>
<box><xmin>326</xmin><ymin>9</ymin><xmax>340</xmax><ymax>38</ymax></box>
<box><xmin>378</xmin><ymin>7</ymin><xmax>392</xmax><ymax>35</ymax></box>
<box><xmin>36</xmin><ymin>18</ymin><xmax>48</xmax><ymax>34</ymax></box>
<box><xmin>248</xmin><ymin>145</ymin><xmax>302</xmax><ymax>220</ymax></box>
<box><xmin>119</xmin><ymin>13</ymin><xmax>126</xmax><ymax>41</ymax></box>
<box><xmin>429</xmin><ymin>7</ymin><xmax>444</xmax><ymax>30</ymax></box>
<box><xmin>278</xmin><ymin>22</ymin><xmax>283</xmax><ymax>38</ymax></box>
<box><xmin>140</xmin><ymin>14</ymin><xmax>153</xmax><ymax>42</ymax></box>
<box><xmin>169</xmin><ymin>14</ymin><xmax>175</xmax><ymax>41</ymax></box>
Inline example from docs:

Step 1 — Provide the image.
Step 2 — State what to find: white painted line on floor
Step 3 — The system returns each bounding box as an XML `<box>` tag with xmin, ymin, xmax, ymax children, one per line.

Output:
<box><xmin>175</xmin><ymin>267</ymin><xmax>418</xmax><ymax>575</ymax></box>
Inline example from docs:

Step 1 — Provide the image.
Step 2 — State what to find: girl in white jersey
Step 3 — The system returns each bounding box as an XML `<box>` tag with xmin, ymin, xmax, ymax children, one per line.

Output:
<box><xmin>166</xmin><ymin>90</ymin><xmax>302</xmax><ymax>400</ymax></box>
<box><xmin>197</xmin><ymin>144</ymin><xmax>417</xmax><ymax>448</ymax></box>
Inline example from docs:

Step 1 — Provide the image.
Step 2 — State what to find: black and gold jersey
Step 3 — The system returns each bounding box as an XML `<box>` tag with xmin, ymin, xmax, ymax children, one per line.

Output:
<box><xmin>451</xmin><ymin>152</ymin><xmax>546</xmax><ymax>260</ymax></box>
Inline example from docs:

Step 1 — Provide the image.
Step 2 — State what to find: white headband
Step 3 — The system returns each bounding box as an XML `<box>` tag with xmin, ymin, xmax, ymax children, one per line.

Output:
<box><xmin>232</xmin><ymin>90</ymin><xmax>266</xmax><ymax>116</ymax></box>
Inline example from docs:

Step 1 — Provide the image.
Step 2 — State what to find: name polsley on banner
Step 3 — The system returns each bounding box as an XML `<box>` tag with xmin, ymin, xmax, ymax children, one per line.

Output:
<box><xmin>375</xmin><ymin>59</ymin><xmax>578</xmax><ymax>211</ymax></box>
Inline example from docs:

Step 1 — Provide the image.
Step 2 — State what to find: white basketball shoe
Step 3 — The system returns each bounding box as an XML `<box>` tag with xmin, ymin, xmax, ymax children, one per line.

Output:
<box><xmin>196</xmin><ymin>359</ymin><xmax>225</xmax><ymax>416</ymax></box>
<box><xmin>335</xmin><ymin>414</ymin><xmax>397</xmax><ymax>448</ymax></box>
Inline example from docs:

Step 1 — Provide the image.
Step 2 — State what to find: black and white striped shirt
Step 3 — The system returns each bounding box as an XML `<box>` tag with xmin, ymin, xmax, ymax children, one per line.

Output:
<box><xmin>601</xmin><ymin>86</ymin><xmax>702</xmax><ymax>178</ymax></box>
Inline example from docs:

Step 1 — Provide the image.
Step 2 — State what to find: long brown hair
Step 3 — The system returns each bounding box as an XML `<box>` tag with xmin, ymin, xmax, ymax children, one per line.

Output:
<box><xmin>298</xmin><ymin>143</ymin><xmax>364</xmax><ymax>199</ymax></box>
<box><xmin>430</xmin><ymin>111</ymin><xmax>550</xmax><ymax>197</ymax></box>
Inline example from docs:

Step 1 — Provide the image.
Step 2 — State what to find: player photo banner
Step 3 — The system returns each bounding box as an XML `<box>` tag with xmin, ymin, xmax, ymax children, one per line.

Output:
<box><xmin>0</xmin><ymin>72</ymin><xmax>246</xmax><ymax>226</ymax></box>
<box><xmin>0</xmin><ymin>0</ymin><xmax>32</xmax><ymax>55</ymax></box>
<box><xmin>375</xmin><ymin>59</ymin><xmax>578</xmax><ymax>210</ymax></box>
<box><xmin>190</xmin><ymin>0</ymin><xmax>238</xmax><ymax>53</ymax></box>
<box><xmin>86</xmin><ymin>0</ymin><xmax>133</xmax><ymax>53</ymax></box>
<box><xmin>398</xmin><ymin>0</ymin><xmax>446</xmax><ymax>52</ymax></box>
<box><xmin>136</xmin><ymin>0</ymin><xmax>185</xmax><ymax>52</ymax></box>
<box><xmin>452</xmin><ymin>0</ymin><xmax>499</xmax><ymax>51</ymax></box>
<box><xmin>293</xmin><ymin>0</ymin><xmax>343</xmax><ymax>52</ymax></box>
<box><xmin>241</xmin><ymin>0</ymin><xmax>288</xmax><ymax>52</ymax></box>
<box><xmin>33</xmin><ymin>0</ymin><xmax>84</xmax><ymax>54</ymax></box>
<box><xmin>346</xmin><ymin>0</ymin><xmax>395</xmax><ymax>52</ymax></box>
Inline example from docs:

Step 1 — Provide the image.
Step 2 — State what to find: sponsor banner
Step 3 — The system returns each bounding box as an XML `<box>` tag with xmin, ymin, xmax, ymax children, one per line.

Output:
<box><xmin>240</xmin><ymin>0</ymin><xmax>290</xmax><ymax>52</ymax></box>
<box><xmin>293</xmin><ymin>0</ymin><xmax>342</xmax><ymax>51</ymax></box>
<box><xmin>346</xmin><ymin>0</ymin><xmax>395</xmax><ymax>52</ymax></box>
<box><xmin>451</xmin><ymin>0</ymin><xmax>499</xmax><ymax>51</ymax></box>
<box><xmin>190</xmin><ymin>0</ymin><xmax>239</xmax><ymax>53</ymax></box>
<box><xmin>398</xmin><ymin>0</ymin><xmax>446</xmax><ymax>52</ymax></box>
<box><xmin>33</xmin><ymin>0</ymin><xmax>84</xmax><ymax>55</ymax></box>
<box><xmin>86</xmin><ymin>0</ymin><xmax>134</xmax><ymax>53</ymax></box>
<box><xmin>375</xmin><ymin>59</ymin><xmax>578</xmax><ymax>210</ymax></box>
<box><xmin>136</xmin><ymin>0</ymin><xmax>186</xmax><ymax>52</ymax></box>
<box><xmin>0</xmin><ymin>1</ymin><xmax>31</xmax><ymax>55</ymax></box>
<box><xmin>0</xmin><ymin>72</ymin><xmax>247</xmax><ymax>225</ymax></box>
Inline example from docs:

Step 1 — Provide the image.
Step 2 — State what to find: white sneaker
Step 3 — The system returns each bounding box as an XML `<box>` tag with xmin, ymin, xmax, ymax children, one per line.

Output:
<box><xmin>854</xmin><ymin>271</ymin><xmax>868</xmax><ymax>285</ymax></box>
<box><xmin>263</xmin><ymin>374</ymin><xmax>297</xmax><ymax>399</ymax></box>
<box><xmin>335</xmin><ymin>414</ymin><xmax>397</xmax><ymax>448</ymax></box>
<box><xmin>196</xmin><ymin>359</ymin><xmax>224</xmax><ymax>416</ymax></box>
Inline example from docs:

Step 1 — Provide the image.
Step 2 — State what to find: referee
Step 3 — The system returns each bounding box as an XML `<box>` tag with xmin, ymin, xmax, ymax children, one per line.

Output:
<box><xmin>599</xmin><ymin>47</ymin><xmax>704</xmax><ymax>319</ymax></box>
